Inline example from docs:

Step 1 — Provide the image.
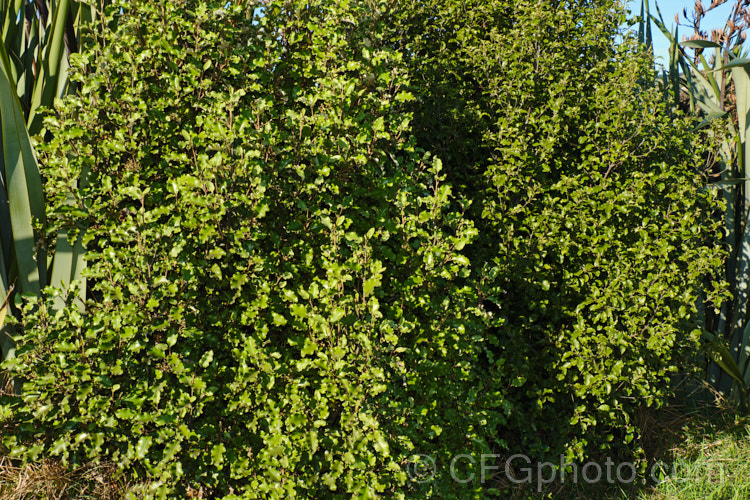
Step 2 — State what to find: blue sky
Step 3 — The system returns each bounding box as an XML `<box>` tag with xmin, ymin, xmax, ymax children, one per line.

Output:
<box><xmin>625</xmin><ymin>0</ymin><xmax>735</xmax><ymax>65</ymax></box>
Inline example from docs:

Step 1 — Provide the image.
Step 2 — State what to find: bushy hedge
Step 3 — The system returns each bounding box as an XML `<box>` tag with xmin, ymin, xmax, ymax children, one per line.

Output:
<box><xmin>2</xmin><ymin>1</ymin><xmax>499</xmax><ymax>497</ymax></box>
<box><xmin>0</xmin><ymin>0</ymin><xmax>726</xmax><ymax>498</ymax></box>
<box><xmin>394</xmin><ymin>0</ymin><xmax>726</xmax><ymax>463</ymax></box>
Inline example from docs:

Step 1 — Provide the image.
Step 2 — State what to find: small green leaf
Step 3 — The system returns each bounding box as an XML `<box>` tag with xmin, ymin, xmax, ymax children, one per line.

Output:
<box><xmin>330</xmin><ymin>307</ymin><xmax>345</xmax><ymax>323</ymax></box>
<box><xmin>291</xmin><ymin>303</ymin><xmax>307</xmax><ymax>319</ymax></box>
<box><xmin>272</xmin><ymin>312</ymin><xmax>287</xmax><ymax>326</ymax></box>
<box><xmin>211</xmin><ymin>443</ymin><xmax>225</xmax><ymax>467</ymax></box>
<box><xmin>301</xmin><ymin>339</ymin><xmax>316</xmax><ymax>356</ymax></box>
<box><xmin>135</xmin><ymin>436</ymin><xmax>152</xmax><ymax>459</ymax></box>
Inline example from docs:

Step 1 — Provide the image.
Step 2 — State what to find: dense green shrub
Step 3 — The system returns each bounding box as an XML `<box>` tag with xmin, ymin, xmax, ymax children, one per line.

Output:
<box><xmin>0</xmin><ymin>0</ymin><xmax>727</xmax><ymax>498</ymax></box>
<box><xmin>1</xmin><ymin>0</ymin><xmax>503</xmax><ymax>498</ymax></box>
<box><xmin>392</xmin><ymin>0</ymin><xmax>727</xmax><ymax>464</ymax></box>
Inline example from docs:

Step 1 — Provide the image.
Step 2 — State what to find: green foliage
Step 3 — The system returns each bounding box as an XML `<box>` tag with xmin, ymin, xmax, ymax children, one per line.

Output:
<box><xmin>0</xmin><ymin>0</ymin><xmax>728</xmax><ymax>497</ymax></box>
<box><xmin>1</xmin><ymin>0</ymin><xmax>501</xmax><ymax>497</ymax></box>
<box><xmin>0</xmin><ymin>0</ymin><xmax>105</xmax><ymax>367</ymax></box>
<box><xmin>393</xmin><ymin>0</ymin><xmax>727</xmax><ymax>465</ymax></box>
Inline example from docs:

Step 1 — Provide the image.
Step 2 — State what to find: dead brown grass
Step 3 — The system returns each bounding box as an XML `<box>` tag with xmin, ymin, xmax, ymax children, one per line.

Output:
<box><xmin>0</xmin><ymin>456</ymin><xmax>128</xmax><ymax>500</ymax></box>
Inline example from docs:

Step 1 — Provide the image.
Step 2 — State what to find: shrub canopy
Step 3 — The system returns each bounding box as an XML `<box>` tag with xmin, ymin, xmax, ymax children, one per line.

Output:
<box><xmin>393</xmin><ymin>0</ymin><xmax>726</xmax><ymax>462</ymax></box>
<box><xmin>0</xmin><ymin>0</ymin><xmax>726</xmax><ymax>498</ymax></box>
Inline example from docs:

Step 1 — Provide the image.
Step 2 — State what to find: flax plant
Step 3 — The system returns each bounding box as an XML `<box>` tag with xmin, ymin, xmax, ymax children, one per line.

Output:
<box><xmin>641</xmin><ymin>0</ymin><xmax>750</xmax><ymax>407</ymax></box>
<box><xmin>0</xmin><ymin>1</ymin><xmax>106</xmax><ymax>366</ymax></box>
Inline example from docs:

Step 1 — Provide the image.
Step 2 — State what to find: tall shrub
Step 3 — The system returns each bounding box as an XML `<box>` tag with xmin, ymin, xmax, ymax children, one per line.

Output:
<box><xmin>0</xmin><ymin>0</ymin><xmax>728</xmax><ymax>497</ymax></box>
<box><xmin>1</xmin><ymin>0</ymin><xmax>503</xmax><ymax>498</ymax></box>
<box><xmin>392</xmin><ymin>0</ymin><xmax>727</xmax><ymax>464</ymax></box>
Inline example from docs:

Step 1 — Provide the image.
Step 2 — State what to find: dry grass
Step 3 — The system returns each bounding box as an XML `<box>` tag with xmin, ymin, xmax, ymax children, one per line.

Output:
<box><xmin>0</xmin><ymin>456</ymin><xmax>128</xmax><ymax>500</ymax></box>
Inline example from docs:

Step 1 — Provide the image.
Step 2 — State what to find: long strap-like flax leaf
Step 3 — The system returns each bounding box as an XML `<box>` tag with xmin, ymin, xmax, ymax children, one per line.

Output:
<box><xmin>0</xmin><ymin>0</ymin><xmax>103</xmax><ymax>364</ymax></box>
<box><xmin>0</xmin><ymin>40</ymin><xmax>43</xmax><ymax>363</ymax></box>
<box><xmin>648</xmin><ymin>0</ymin><xmax>750</xmax><ymax>403</ymax></box>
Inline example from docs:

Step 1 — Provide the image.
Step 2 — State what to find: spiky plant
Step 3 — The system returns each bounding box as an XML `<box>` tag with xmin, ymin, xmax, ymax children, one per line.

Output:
<box><xmin>642</xmin><ymin>0</ymin><xmax>750</xmax><ymax>408</ymax></box>
<box><xmin>0</xmin><ymin>0</ymin><xmax>107</xmax><ymax>367</ymax></box>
